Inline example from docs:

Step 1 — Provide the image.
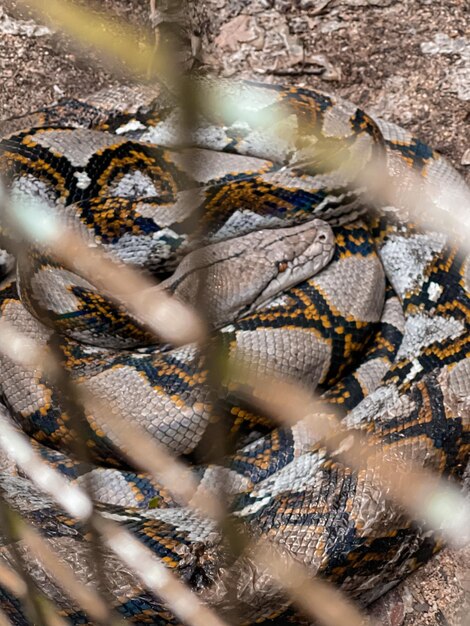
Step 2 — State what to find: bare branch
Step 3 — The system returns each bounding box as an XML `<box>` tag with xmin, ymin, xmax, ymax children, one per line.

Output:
<box><xmin>235</xmin><ymin>372</ymin><xmax>470</xmax><ymax>548</ymax></box>
<box><xmin>256</xmin><ymin>542</ymin><xmax>373</xmax><ymax>626</ymax></box>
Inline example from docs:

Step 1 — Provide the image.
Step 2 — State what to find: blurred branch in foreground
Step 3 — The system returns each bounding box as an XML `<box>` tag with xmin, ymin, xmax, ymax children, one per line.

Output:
<box><xmin>0</xmin><ymin>403</ymin><xmax>230</xmax><ymax>626</ymax></box>
<box><xmin>255</xmin><ymin>543</ymin><xmax>372</xmax><ymax>626</ymax></box>
<box><xmin>233</xmin><ymin>371</ymin><xmax>470</xmax><ymax>549</ymax></box>
<box><xmin>4</xmin><ymin>502</ymin><xmax>117</xmax><ymax>625</ymax></box>
<box><xmin>12</xmin><ymin>0</ymin><xmax>157</xmax><ymax>79</ymax></box>
<box><xmin>0</xmin><ymin>608</ymin><xmax>13</xmax><ymax>626</ymax></box>
<box><xmin>0</xmin><ymin>1</ymin><xmax>467</xmax><ymax>626</ymax></box>
<box><xmin>0</xmin><ymin>311</ymin><xmax>373</xmax><ymax>626</ymax></box>
<box><xmin>0</xmin><ymin>187</ymin><xmax>206</xmax><ymax>347</ymax></box>
<box><xmin>0</xmin><ymin>494</ymin><xmax>68</xmax><ymax>626</ymax></box>
<box><xmin>1</xmin><ymin>297</ymin><xmax>467</xmax><ymax>624</ymax></box>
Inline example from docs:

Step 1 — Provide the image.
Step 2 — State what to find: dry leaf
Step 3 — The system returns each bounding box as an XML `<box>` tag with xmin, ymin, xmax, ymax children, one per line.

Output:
<box><xmin>215</xmin><ymin>14</ymin><xmax>264</xmax><ymax>52</ymax></box>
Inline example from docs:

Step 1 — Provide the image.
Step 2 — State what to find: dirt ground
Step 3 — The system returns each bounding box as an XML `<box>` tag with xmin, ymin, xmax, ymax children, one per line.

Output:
<box><xmin>0</xmin><ymin>1</ymin><xmax>468</xmax><ymax>625</ymax></box>
<box><xmin>1</xmin><ymin>0</ymin><xmax>468</xmax><ymax>179</ymax></box>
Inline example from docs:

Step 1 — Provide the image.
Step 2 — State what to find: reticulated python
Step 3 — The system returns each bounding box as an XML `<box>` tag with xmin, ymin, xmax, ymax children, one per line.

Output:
<box><xmin>0</xmin><ymin>78</ymin><xmax>468</xmax><ymax>625</ymax></box>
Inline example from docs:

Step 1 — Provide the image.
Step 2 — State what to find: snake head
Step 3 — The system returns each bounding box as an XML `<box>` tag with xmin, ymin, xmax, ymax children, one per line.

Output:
<box><xmin>243</xmin><ymin>218</ymin><xmax>335</xmax><ymax>315</ymax></box>
<box><xmin>164</xmin><ymin>218</ymin><xmax>335</xmax><ymax>329</ymax></box>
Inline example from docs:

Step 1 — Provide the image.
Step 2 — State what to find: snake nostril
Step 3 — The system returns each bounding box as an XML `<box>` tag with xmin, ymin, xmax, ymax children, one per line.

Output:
<box><xmin>318</xmin><ymin>233</ymin><xmax>327</xmax><ymax>242</ymax></box>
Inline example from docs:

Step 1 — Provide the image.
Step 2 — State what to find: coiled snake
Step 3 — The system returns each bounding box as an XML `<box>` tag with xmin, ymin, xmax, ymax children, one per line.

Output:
<box><xmin>0</xmin><ymin>78</ymin><xmax>468</xmax><ymax>624</ymax></box>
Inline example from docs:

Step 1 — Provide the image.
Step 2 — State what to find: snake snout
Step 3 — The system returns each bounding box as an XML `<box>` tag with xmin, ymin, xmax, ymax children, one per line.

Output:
<box><xmin>295</xmin><ymin>220</ymin><xmax>335</xmax><ymax>272</ymax></box>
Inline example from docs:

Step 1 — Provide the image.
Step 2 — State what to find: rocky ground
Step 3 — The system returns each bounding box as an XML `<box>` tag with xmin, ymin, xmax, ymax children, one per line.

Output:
<box><xmin>0</xmin><ymin>1</ymin><xmax>468</xmax><ymax>625</ymax></box>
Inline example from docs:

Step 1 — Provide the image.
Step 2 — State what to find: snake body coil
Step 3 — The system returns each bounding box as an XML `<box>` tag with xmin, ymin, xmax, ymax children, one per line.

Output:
<box><xmin>0</xmin><ymin>78</ymin><xmax>468</xmax><ymax>625</ymax></box>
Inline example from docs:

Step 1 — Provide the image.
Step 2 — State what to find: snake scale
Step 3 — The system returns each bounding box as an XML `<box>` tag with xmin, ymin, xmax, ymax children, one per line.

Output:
<box><xmin>0</xmin><ymin>77</ymin><xmax>468</xmax><ymax>625</ymax></box>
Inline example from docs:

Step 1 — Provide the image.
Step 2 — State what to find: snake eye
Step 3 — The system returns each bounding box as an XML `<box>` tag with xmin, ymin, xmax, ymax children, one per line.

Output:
<box><xmin>277</xmin><ymin>261</ymin><xmax>288</xmax><ymax>272</ymax></box>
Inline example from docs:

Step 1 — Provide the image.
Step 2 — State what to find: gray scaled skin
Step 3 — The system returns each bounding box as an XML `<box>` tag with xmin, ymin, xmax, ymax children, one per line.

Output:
<box><xmin>159</xmin><ymin>218</ymin><xmax>335</xmax><ymax>329</ymax></box>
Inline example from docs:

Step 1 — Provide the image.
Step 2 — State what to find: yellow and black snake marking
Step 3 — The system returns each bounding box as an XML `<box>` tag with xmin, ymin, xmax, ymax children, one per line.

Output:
<box><xmin>0</xmin><ymin>78</ymin><xmax>468</xmax><ymax>625</ymax></box>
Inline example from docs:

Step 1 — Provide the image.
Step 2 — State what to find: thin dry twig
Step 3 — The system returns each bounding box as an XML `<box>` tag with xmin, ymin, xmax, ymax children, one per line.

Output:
<box><xmin>234</xmin><ymin>372</ymin><xmax>470</xmax><ymax>548</ymax></box>
<box><xmin>0</xmin><ymin>2</ymin><xmax>468</xmax><ymax>625</ymax></box>
<box><xmin>256</xmin><ymin>542</ymin><xmax>372</xmax><ymax>626</ymax></box>
<box><xmin>12</xmin><ymin>0</ymin><xmax>157</xmax><ymax>79</ymax></box>
<box><xmin>13</xmin><ymin>515</ymin><xmax>114</xmax><ymax>625</ymax></box>
<box><xmin>0</xmin><ymin>608</ymin><xmax>13</xmax><ymax>626</ymax></box>
<box><xmin>0</xmin><ymin>320</ymin><xmax>373</xmax><ymax>626</ymax></box>
<box><xmin>0</xmin><ymin>562</ymin><xmax>27</xmax><ymax>599</ymax></box>
<box><xmin>2</xmin><ymin>307</ymin><xmax>466</xmax><ymax>626</ymax></box>
<box><xmin>0</xmin><ymin>495</ymin><xmax>69</xmax><ymax>626</ymax></box>
<box><xmin>0</xmin><ymin>375</ymin><xmax>229</xmax><ymax>626</ymax></box>
<box><xmin>0</xmin><ymin>303</ymin><xmax>221</xmax><ymax>520</ymax></box>
<box><xmin>0</xmin><ymin>190</ymin><xmax>206</xmax><ymax>347</ymax></box>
